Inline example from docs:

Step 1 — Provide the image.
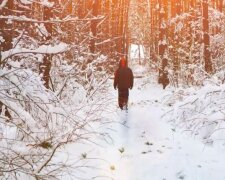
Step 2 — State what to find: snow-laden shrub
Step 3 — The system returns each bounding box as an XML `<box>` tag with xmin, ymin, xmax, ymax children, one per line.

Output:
<box><xmin>164</xmin><ymin>78</ymin><xmax>225</xmax><ymax>149</ymax></box>
<box><xmin>0</xmin><ymin>64</ymin><xmax>111</xmax><ymax>179</ymax></box>
<box><xmin>167</xmin><ymin>8</ymin><xmax>225</xmax><ymax>87</ymax></box>
<box><xmin>50</xmin><ymin>53</ymin><xmax>111</xmax><ymax>101</ymax></box>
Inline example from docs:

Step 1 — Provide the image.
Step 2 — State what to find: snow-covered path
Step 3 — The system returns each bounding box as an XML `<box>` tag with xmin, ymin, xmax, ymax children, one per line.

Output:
<box><xmin>61</xmin><ymin>76</ymin><xmax>225</xmax><ymax>180</ymax></box>
<box><xmin>98</xmin><ymin>79</ymin><xmax>225</xmax><ymax>180</ymax></box>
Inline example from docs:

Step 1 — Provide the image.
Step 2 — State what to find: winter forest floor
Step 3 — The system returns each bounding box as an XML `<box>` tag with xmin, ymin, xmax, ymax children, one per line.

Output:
<box><xmin>59</xmin><ymin>66</ymin><xmax>225</xmax><ymax>180</ymax></box>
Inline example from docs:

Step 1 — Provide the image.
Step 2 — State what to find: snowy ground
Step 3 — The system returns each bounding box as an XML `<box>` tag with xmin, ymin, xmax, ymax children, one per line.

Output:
<box><xmin>61</xmin><ymin>74</ymin><xmax>225</xmax><ymax>180</ymax></box>
<box><xmin>99</xmin><ymin>79</ymin><xmax>225</xmax><ymax>180</ymax></box>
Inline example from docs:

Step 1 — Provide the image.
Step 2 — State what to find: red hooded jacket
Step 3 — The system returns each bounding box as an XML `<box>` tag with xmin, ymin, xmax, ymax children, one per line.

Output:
<box><xmin>114</xmin><ymin>59</ymin><xmax>134</xmax><ymax>90</ymax></box>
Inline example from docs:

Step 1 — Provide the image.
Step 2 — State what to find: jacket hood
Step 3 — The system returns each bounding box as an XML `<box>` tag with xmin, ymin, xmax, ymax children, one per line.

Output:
<box><xmin>119</xmin><ymin>58</ymin><xmax>127</xmax><ymax>68</ymax></box>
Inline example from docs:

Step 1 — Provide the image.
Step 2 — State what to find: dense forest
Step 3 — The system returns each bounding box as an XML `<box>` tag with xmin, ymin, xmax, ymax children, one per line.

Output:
<box><xmin>2</xmin><ymin>1</ymin><xmax>225</xmax><ymax>88</ymax></box>
<box><xmin>1</xmin><ymin>0</ymin><xmax>225</xmax><ymax>179</ymax></box>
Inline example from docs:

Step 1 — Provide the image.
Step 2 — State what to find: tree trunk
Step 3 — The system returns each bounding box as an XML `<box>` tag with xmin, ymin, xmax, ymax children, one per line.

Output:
<box><xmin>202</xmin><ymin>0</ymin><xmax>212</xmax><ymax>73</ymax></box>
<box><xmin>218</xmin><ymin>0</ymin><xmax>223</xmax><ymax>12</ymax></box>
<box><xmin>90</xmin><ymin>0</ymin><xmax>99</xmax><ymax>53</ymax></box>
<box><xmin>40</xmin><ymin>4</ymin><xmax>53</xmax><ymax>89</ymax></box>
<box><xmin>0</xmin><ymin>0</ymin><xmax>14</xmax><ymax>118</ymax></box>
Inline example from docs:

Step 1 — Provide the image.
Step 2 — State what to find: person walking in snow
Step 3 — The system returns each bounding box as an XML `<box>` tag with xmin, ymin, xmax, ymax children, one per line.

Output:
<box><xmin>159</xmin><ymin>58</ymin><xmax>169</xmax><ymax>89</ymax></box>
<box><xmin>114</xmin><ymin>57</ymin><xmax>134</xmax><ymax>110</ymax></box>
<box><xmin>161</xmin><ymin>68</ymin><xmax>169</xmax><ymax>89</ymax></box>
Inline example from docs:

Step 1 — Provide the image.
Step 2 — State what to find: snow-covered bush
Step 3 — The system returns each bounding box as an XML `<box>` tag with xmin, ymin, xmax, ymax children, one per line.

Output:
<box><xmin>164</xmin><ymin>77</ymin><xmax>225</xmax><ymax>149</ymax></box>
<box><xmin>0</xmin><ymin>62</ymin><xmax>112</xmax><ymax>179</ymax></box>
<box><xmin>167</xmin><ymin>7</ymin><xmax>225</xmax><ymax>87</ymax></box>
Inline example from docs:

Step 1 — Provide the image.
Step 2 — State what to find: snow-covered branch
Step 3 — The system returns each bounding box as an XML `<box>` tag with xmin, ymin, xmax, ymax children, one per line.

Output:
<box><xmin>0</xmin><ymin>0</ymin><xmax>8</xmax><ymax>10</ymax></box>
<box><xmin>1</xmin><ymin>43</ymin><xmax>70</xmax><ymax>62</ymax></box>
<box><xmin>0</xmin><ymin>15</ymin><xmax>105</xmax><ymax>24</ymax></box>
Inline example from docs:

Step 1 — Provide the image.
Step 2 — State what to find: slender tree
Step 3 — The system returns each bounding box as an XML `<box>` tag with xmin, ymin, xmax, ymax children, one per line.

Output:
<box><xmin>203</xmin><ymin>0</ymin><xmax>213</xmax><ymax>73</ymax></box>
<box><xmin>39</xmin><ymin>3</ymin><xmax>53</xmax><ymax>89</ymax></box>
<box><xmin>90</xmin><ymin>0</ymin><xmax>99</xmax><ymax>53</ymax></box>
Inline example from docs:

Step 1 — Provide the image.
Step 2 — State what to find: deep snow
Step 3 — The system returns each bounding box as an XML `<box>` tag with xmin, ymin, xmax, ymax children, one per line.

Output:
<box><xmin>61</xmin><ymin>75</ymin><xmax>225</xmax><ymax>180</ymax></box>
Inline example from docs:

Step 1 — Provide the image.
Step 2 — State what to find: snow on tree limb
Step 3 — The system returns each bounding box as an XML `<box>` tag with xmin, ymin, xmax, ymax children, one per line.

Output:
<box><xmin>0</xmin><ymin>0</ymin><xmax>8</xmax><ymax>10</ymax></box>
<box><xmin>1</xmin><ymin>43</ymin><xmax>70</xmax><ymax>62</ymax></box>
<box><xmin>0</xmin><ymin>15</ymin><xmax>104</xmax><ymax>23</ymax></box>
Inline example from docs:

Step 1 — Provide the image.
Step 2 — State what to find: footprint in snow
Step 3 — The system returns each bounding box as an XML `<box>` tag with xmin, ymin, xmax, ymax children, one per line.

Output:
<box><xmin>145</xmin><ymin>141</ymin><xmax>153</xmax><ymax>146</ymax></box>
<box><xmin>141</xmin><ymin>150</ymin><xmax>152</xmax><ymax>154</ymax></box>
<box><xmin>157</xmin><ymin>149</ymin><xmax>163</xmax><ymax>154</ymax></box>
<box><xmin>140</xmin><ymin>131</ymin><xmax>146</xmax><ymax>138</ymax></box>
<box><xmin>176</xmin><ymin>171</ymin><xmax>185</xmax><ymax>180</ymax></box>
<box><xmin>178</xmin><ymin>175</ymin><xmax>185</xmax><ymax>180</ymax></box>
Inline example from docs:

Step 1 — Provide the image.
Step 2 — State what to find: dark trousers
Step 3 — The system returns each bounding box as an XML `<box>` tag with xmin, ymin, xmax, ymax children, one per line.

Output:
<box><xmin>118</xmin><ymin>89</ymin><xmax>129</xmax><ymax>110</ymax></box>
